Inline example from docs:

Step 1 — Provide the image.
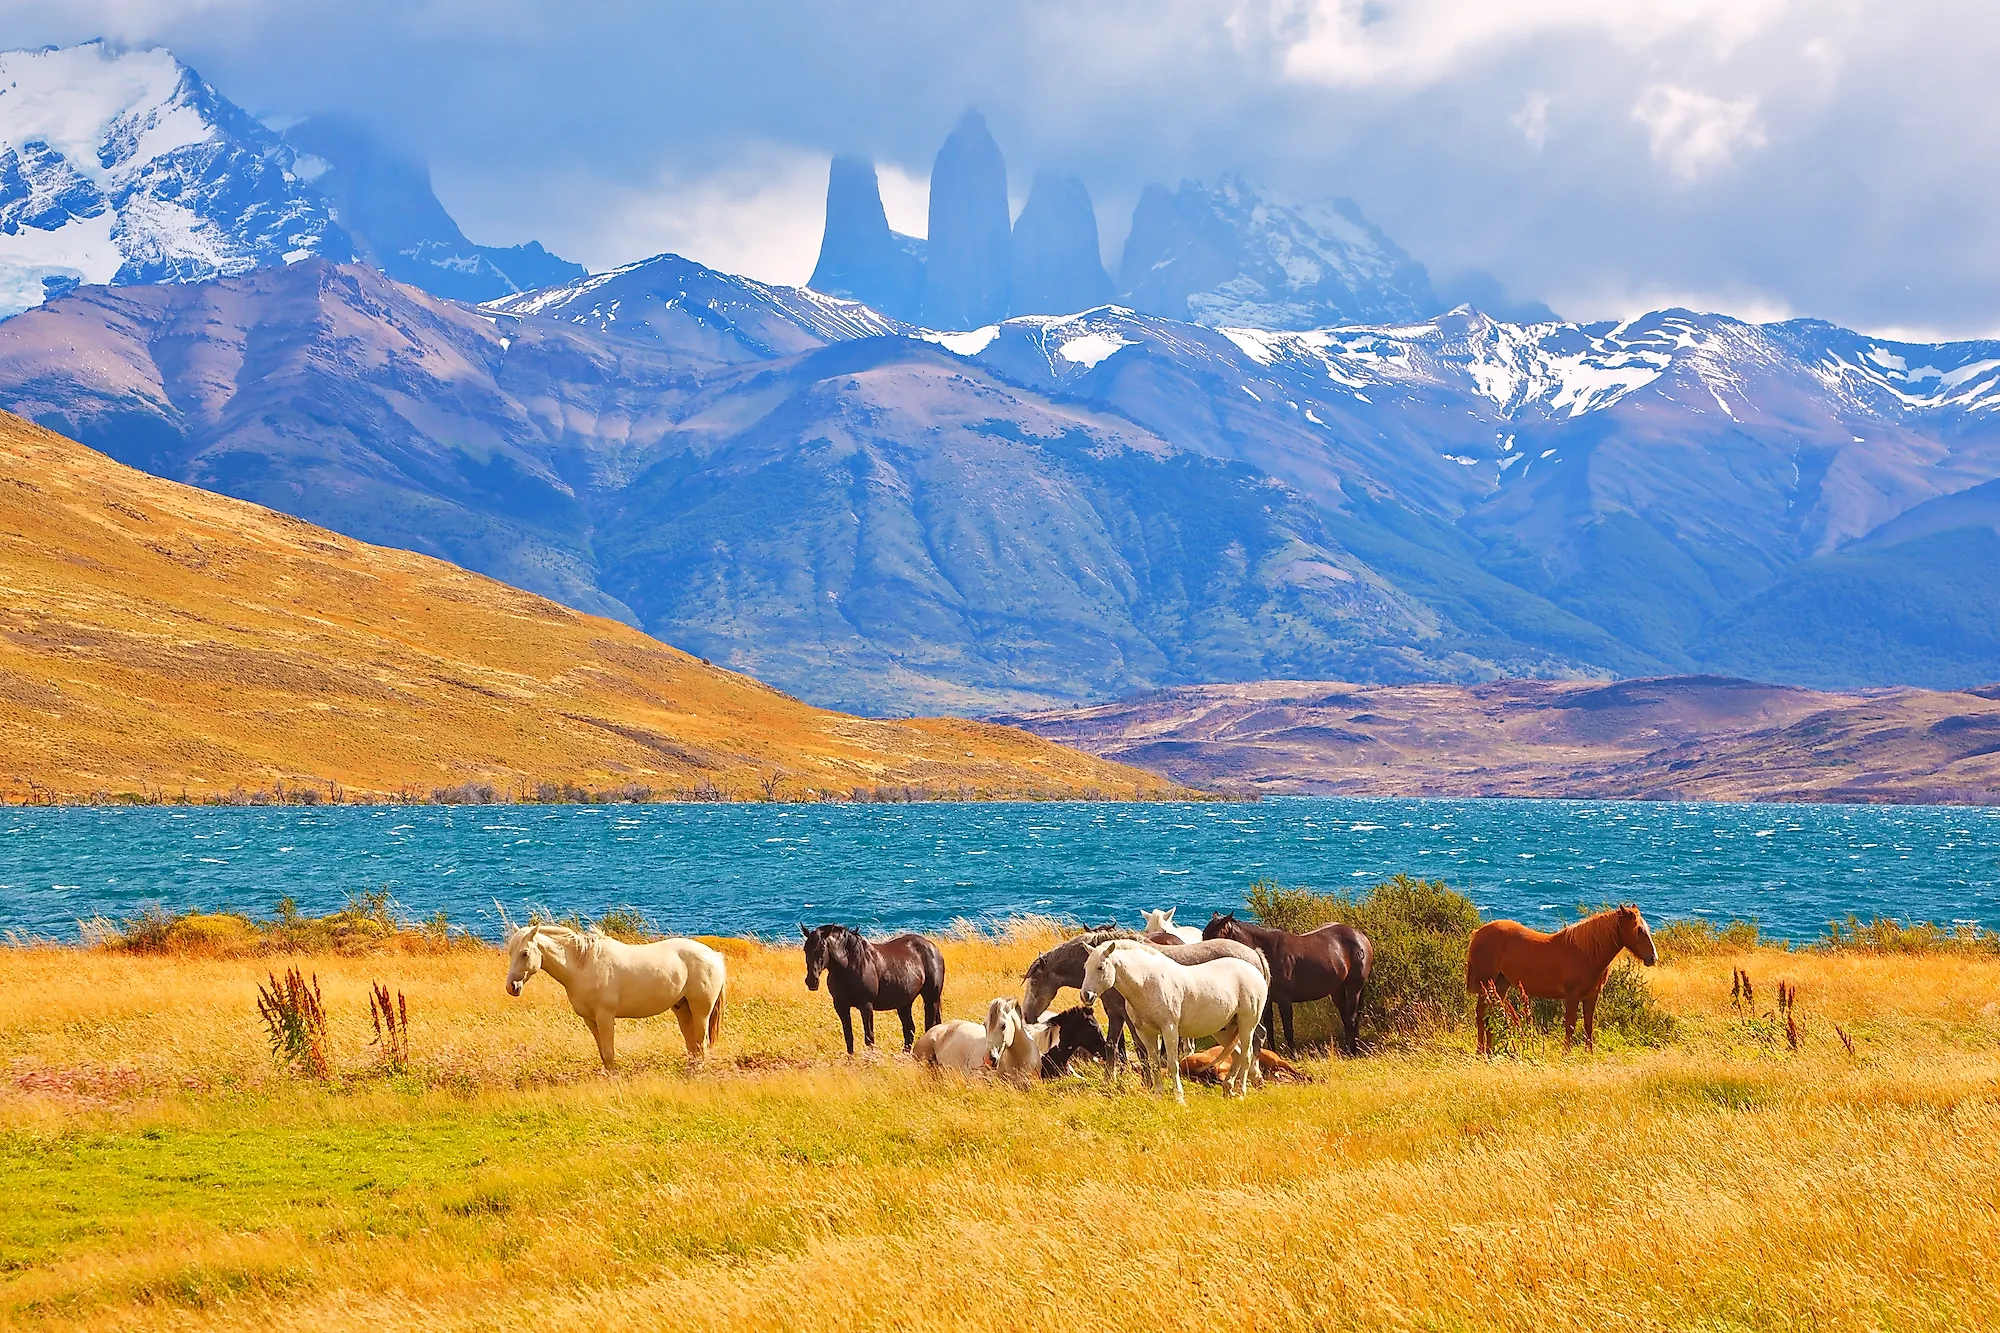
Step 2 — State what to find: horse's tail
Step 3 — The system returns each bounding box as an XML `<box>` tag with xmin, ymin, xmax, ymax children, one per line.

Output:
<box><xmin>707</xmin><ymin>981</ymin><xmax>725</xmax><ymax>1048</ymax></box>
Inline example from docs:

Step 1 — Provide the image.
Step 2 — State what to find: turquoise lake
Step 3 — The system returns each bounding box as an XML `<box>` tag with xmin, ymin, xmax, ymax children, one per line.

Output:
<box><xmin>3</xmin><ymin>798</ymin><xmax>1996</xmax><ymax>941</ymax></box>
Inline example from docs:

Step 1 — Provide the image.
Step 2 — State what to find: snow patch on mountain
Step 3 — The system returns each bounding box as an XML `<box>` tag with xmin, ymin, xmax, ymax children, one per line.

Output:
<box><xmin>0</xmin><ymin>41</ymin><xmax>346</xmax><ymax>318</ymax></box>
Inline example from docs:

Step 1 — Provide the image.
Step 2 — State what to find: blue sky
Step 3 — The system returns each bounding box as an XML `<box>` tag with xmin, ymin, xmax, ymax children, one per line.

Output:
<box><xmin>6</xmin><ymin>0</ymin><xmax>1998</xmax><ymax>336</ymax></box>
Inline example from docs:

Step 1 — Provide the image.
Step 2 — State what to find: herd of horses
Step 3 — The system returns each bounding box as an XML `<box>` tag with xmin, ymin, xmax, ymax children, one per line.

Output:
<box><xmin>502</xmin><ymin>903</ymin><xmax>1660</xmax><ymax>1101</ymax></box>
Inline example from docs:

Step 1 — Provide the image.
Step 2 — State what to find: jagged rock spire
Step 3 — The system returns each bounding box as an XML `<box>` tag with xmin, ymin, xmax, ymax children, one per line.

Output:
<box><xmin>1009</xmin><ymin>172</ymin><xmax>1112</xmax><ymax>317</ymax></box>
<box><xmin>921</xmin><ymin>110</ymin><xmax>1011</xmax><ymax>329</ymax></box>
<box><xmin>807</xmin><ymin>155</ymin><xmax>926</xmax><ymax>323</ymax></box>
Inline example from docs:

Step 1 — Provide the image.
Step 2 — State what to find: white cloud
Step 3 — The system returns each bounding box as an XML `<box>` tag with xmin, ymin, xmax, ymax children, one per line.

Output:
<box><xmin>1631</xmin><ymin>84</ymin><xmax>1767</xmax><ymax>181</ymax></box>
<box><xmin>1265</xmin><ymin>0</ymin><xmax>1785</xmax><ymax>89</ymax></box>
<box><xmin>1512</xmin><ymin>90</ymin><xmax>1551</xmax><ymax>150</ymax></box>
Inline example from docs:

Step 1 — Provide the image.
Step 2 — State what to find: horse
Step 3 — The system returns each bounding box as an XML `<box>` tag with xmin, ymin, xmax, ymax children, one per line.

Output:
<box><xmin>1039</xmin><ymin>1005</ymin><xmax>1113</xmax><ymax>1078</ymax></box>
<box><xmin>801</xmin><ymin>923</ymin><xmax>945</xmax><ymax>1054</ymax></box>
<box><xmin>1203</xmin><ymin>912</ymin><xmax>1374</xmax><ymax>1056</ymax></box>
<box><xmin>1080</xmin><ymin>939</ymin><xmax>1267</xmax><ymax>1102</ymax></box>
<box><xmin>1142</xmin><ymin>906</ymin><xmax>1203</xmax><ymax>945</ymax></box>
<box><xmin>1465</xmin><ymin>904</ymin><xmax>1659</xmax><ymax>1055</ymax></box>
<box><xmin>1180</xmin><ymin>1042</ymin><xmax>1309</xmax><ymax>1086</ymax></box>
<box><xmin>913</xmin><ymin>1020</ymin><xmax>991</xmax><ymax>1074</ymax></box>
<box><xmin>1021</xmin><ymin>931</ymin><xmax>1268</xmax><ymax>1080</ymax></box>
<box><xmin>985</xmin><ymin>997</ymin><xmax>1056</xmax><ymax>1083</ymax></box>
<box><xmin>502</xmin><ymin>922</ymin><xmax>726</xmax><ymax>1071</ymax></box>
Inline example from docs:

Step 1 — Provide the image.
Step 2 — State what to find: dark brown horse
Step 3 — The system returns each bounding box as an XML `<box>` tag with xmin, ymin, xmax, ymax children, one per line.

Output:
<box><xmin>1465</xmin><ymin>905</ymin><xmax>1657</xmax><ymax>1055</ymax></box>
<box><xmin>800</xmin><ymin>924</ymin><xmax>945</xmax><ymax>1054</ymax></box>
<box><xmin>1202</xmin><ymin>912</ymin><xmax>1373</xmax><ymax>1056</ymax></box>
<box><xmin>1038</xmin><ymin>1004</ymin><xmax>1113</xmax><ymax>1078</ymax></box>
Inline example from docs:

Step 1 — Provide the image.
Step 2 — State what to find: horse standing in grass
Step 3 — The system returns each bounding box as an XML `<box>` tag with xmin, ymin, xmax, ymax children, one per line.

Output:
<box><xmin>1466</xmin><ymin>905</ymin><xmax>1658</xmax><ymax>1055</ymax></box>
<box><xmin>1021</xmin><ymin>930</ymin><xmax>1267</xmax><ymax>1080</ymax></box>
<box><xmin>1080</xmin><ymin>939</ymin><xmax>1267</xmax><ymax>1102</ymax></box>
<box><xmin>801</xmin><ymin>923</ymin><xmax>945</xmax><ymax>1054</ymax></box>
<box><xmin>1203</xmin><ymin>912</ymin><xmax>1373</xmax><ymax>1056</ymax></box>
<box><xmin>503</xmin><ymin>922</ymin><xmax>726</xmax><ymax>1071</ymax></box>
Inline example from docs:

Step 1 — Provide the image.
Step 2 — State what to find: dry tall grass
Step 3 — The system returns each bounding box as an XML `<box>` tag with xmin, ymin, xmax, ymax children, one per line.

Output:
<box><xmin>3</xmin><ymin>933</ymin><xmax>1998</xmax><ymax>1331</ymax></box>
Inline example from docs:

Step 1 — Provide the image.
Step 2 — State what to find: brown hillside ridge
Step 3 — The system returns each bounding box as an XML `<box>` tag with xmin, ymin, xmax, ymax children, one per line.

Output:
<box><xmin>1000</xmin><ymin>676</ymin><xmax>2000</xmax><ymax>804</ymax></box>
<box><xmin>0</xmin><ymin>412</ymin><xmax>1189</xmax><ymax>803</ymax></box>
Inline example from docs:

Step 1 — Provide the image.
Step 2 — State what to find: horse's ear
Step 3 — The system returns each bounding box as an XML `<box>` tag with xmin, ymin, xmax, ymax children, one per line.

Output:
<box><xmin>800</xmin><ymin>923</ymin><xmax>810</xmax><ymax>937</ymax></box>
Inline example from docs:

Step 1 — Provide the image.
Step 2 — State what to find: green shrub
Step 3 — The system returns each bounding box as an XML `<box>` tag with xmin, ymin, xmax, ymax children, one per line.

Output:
<box><xmin>595</xmin><ymin>907</ymin><xmax>656</xmax><ymax>943</ymax></box>
<box><xmin>1820</xmin><ymin>915</ymin><xmax>2000</xmax><ymax>955</ymax></box>
<box><xmin>1653</xmin><ymin>917</ymin><xmax>1763</xmax><ymax>958</ymax></box>
<box><xmin>1247</xmin><ymin>874</ymin><xmax>1482</xmax><ymax>1038</ymax></box>
<box><xmin>1528</xmin><ymin>961</ymin><xmax>1675</xmax><ymax>1046</ymax></box>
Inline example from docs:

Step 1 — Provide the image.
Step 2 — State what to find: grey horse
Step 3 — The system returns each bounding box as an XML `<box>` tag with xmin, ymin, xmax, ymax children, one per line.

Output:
<box><xmin>1021</xmin><ymin>927</ymin><xmax>1270</xmax><ymax>1080</ymax></box>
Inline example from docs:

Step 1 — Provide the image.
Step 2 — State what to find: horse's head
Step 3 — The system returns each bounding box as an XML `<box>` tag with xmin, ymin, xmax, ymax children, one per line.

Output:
<box><xmin>1203</xmin><ymin>911</ymin><xmax>1242</xmax><ymax>942</ymax></box>
<box><xmin>1141</xmin><ymin>907</ymin><xmax>1178</xmax><ymax>937</ymax></box>
<box><xmin>1054</xmin><ymin>1005</ymin><xmax>1110</xmax><ymax>1058</ymax></box>
<box><xmin>504</xmin><ymin>924</ymin><xmax>543</xmax><ymax>996</ymax></box>
<box><xmin>1620</xmin><ymin>905</ymin><xmax>1659</xmax><ymax>966</ymax></box>
<box><xmin>1020</xmin><ymin>953</ymin><xmax>1059</xmax><ymax>1026</ymax></box>
<box><xmin>1079</xmin><ymin>941</ymin><xmax>1120</xmax><ymax>1004</ymax></box>
<box><xmin>801</xmin><ymin>923</ymin><xmax>842</xmax><ymax>991</ymax></box>
<box><xmin>985</xmin><ymin>997</ymin><xmax>1024</xmax><ymax>1061</ymax></box>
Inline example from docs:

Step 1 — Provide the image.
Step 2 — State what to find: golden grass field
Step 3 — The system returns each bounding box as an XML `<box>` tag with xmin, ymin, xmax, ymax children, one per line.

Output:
<box><xmin>5</xmin><ymin>927</ymin><xmax>1998</xmax><ymax>1331</ymax></box>
<box><xmin>0</xmin><ymin>411</ymin><xmax>1183</xmax><ymax>804</ymax></box>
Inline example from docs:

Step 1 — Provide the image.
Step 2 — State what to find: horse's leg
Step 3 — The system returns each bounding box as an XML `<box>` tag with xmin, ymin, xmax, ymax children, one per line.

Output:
<box><xmin>897</xmin><ymin>1004</ymin><xmax>916</xmax><ymax>1052</ymax></box>
<box><xmin>672</xmin><ymin>998</ymin><xmax>705</xmax><ymax>1065</ymax></box>
<box><xmin>922</xmin><ymin>986</ymin><xmax>942</xmax><ymax>1035</ymax></box>
<box><xmin>1474</xmin><ymin>989</ymin><xmax>1489</xmax><ymax>1057</ymax></box>
<box><xmin>1163</xmin><ymin>1021</ymin><xmax>1185</xmax><ymax>1104</ymax></box>
<box><xmin>859</xmin><ymin>1005</ymin><xmax>877</xmax><ymax>1049</ymax></box>
<box><xmin>1583</xmin><ymin>991</ymin><xmax>1600</xmax><ymax>1051</ymax></box>
<box><xmin>1261</xmin><ymin>996</ymin><xmax>1277</xmax><ymax>1051</ymax></box>
<box><xmin>1562</xmin><ymin>997</ymin><xmax>1579</xmax><ymax>1052</ymax></box>
<box><xmin>838</xmin><ymin>1004</ymin><xmax>856</xmax><ymax>1055</ymax></box>
<box><xmin>1279</xmin><ymin>999</ymin><xmax>1297</xmax><ymax>1056</ymax></box>
<box><xmin>590</xmin><ymin>1014</ymin><xmax>617</xmax><ymax>1071</ymax></box>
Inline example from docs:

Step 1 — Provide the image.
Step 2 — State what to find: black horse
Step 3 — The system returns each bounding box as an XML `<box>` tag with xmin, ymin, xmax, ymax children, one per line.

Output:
<box><xmin>801</xmin><ymin>923</ymin><xmax>945</xmax><ymax>1054</ymax></box>
<box><xmin>1039</xmin><ymin>1004</ymin><xmax>1113</xmax><ymax>1077</ymax></box>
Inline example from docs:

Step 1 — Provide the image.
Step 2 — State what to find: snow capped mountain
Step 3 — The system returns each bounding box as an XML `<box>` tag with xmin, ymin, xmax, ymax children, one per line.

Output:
<box><xmin>485</xmin><ymin>251</ymin><xmax>903</xmax><ymax>360</ymax></box>
<box><xmin>1118</xmin><ymin>176</ymin><xmax>1439</xmax><ymax>330</ymax></box>
<box><xmin>0</xmin><ymin>42</ymin><xmax>347</xmax><ymax>318</ymax></box>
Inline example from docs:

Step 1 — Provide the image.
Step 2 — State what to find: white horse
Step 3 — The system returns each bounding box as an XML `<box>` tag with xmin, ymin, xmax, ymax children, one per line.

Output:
<box><xmin>985</xmin><ymin>997</ymin><xmax>1055</xmax><ymax>1083</ymax></box>
<box><xmin>913</xmin><ymin>1020</ymin><xmax>991</xmax><ymax>1074</ymax></box>
<box><xmin>504</xmin><ymin>922</ymin><xmax>726</xmax><ymax>1070</ymax></box>
<box><xmin>1081</xmin><ymin>939</ymin><xmax>1266</xmax><ymax>1102</ymax></box>
<box><xmin>1142</xmin><ymin>906</ymin><xmax>1203</xmax><ymax>945</ymax></box>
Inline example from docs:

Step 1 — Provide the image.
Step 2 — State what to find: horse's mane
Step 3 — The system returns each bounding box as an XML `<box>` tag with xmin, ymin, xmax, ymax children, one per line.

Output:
<box><xmin>1556</xmin><ymin>907</ymin><xmax>1629</xmax><ymax>960</ymax></box>
<box><xmin>526</xmin><ymin>922</ymin><xmax>602</xmax><ymax>960</ymax></box>
<box><xmin>1071</xmin><ymin>926</ymin><xmax>1141</xmax><ymax>948</ymax></box>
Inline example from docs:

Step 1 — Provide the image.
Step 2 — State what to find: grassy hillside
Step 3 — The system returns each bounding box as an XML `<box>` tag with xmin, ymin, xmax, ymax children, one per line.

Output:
<box><xmin>3</xmin><ymin>924</ymin><xmax>1996</xmax><ymax>1330</ymax></box>
<box><xmin>0</xmin><ymin>412</ymin><xmax>1185</xmax><ymax>802</ymax></box>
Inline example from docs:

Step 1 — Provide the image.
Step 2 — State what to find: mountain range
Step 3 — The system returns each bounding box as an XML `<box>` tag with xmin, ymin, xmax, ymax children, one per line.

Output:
<box><xmin>3</xmin><ymin>247</ymin><xmax>1998</xmax><ymax>715</ymax></box>
<box><xmin>3</xmin><ymin>40</ymin><xmax>1999</xmax><ymax>721</ymax></box>
<box><xmin>806</xmin><ymin>110</ymin><xmax>1502</xmax><ymax>331</ymax></box>
<box><xmin>0</xmin><ymin>42</ymin><xmax>583</xmax><ymax>318</ymax></box>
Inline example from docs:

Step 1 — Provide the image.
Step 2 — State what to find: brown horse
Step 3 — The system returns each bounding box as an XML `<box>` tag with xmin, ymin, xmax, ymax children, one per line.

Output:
<box><xmin>1202</xmin><ymin>912</ymin><xmax>1373</xmax><ymax>1056</ymax></box>
<box><xmin>801</xmin><ymin>924</ymin><xmax>945</xmax><ymax>1054</ymax></box>
<box><xmin>1465</xmin><ymin>905</ymin><xmax>1658</xmax><ymax>1055</ymax></box>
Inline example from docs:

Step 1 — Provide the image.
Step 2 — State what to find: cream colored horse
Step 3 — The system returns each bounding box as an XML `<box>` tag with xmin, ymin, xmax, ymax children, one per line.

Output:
<box><xmin>1081</xmin><ymin>939</ymin><xmax>1266</xmax><ymax>1102</ymax></box>
<box><xmin>913</xmin><ymin>1019</ymin><xmax>991</xmax><ymax>1073</ymax></box>
<box><xmin>1142</xmin><ymin>906</ymin><xmax>1203</xmax><ymax>945</ymax></box>
<box><xmin>504</xmin><ymin>922</ymin><xmax>726</xmax><ymax>1070</ymax></box>
<box><xmin>984</xmin><ymin>997</ymin><xmax>1055</xmax><ymax>1083</ymax></box>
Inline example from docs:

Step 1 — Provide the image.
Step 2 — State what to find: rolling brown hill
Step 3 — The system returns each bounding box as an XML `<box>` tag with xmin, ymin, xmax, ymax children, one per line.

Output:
<box><xmin>1001</xmin><ymin>675</ymin><xmax>2000</xmax><ymax>804</ymax></box>
<box><xmin>0</xmin><ymin>412</ymin><xmax>1186</xmax><ymax>802</ymax></box>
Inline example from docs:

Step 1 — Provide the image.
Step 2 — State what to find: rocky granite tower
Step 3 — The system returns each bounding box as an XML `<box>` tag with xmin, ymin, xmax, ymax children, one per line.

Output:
<box><xmin>921</xmin><ymin>111</ymin><xmax>1011</xmax><ymax>329</ymax></box>
<box><xmin>806</xmin><ymin>155</ymin><xmax>926</xmax><ymax>323</ymax></box>
<box><xmin>1009</xmin><ymin>172</ymin><xmax>1113</xmax><ymax>316</ymax></box>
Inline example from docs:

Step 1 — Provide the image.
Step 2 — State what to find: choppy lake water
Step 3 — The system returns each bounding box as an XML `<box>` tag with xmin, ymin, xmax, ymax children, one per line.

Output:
<box><xmin>3</xmin><ymin>798</ymin><xmax>1996</xmax><ymax>941</ymax></box>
